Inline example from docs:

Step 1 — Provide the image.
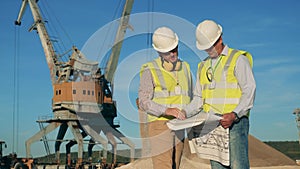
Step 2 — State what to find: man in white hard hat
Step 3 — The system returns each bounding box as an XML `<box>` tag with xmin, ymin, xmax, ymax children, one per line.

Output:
<box><xmin>138</xmin><ymin>26</ymin><xmax>193</xmax><ymax>169</ymax></box>
<box><xmin>183</xmin><ymin>20</ymin><xmax>256</xmax><ymax>169</ymax></box>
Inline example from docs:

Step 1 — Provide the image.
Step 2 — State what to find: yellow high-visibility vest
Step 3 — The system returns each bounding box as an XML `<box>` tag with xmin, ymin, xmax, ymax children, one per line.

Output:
<box><xmin>199</xmin><ymin>48</ymin><xmax>253</xmax><ymax>115</ymax></box>
<box><xmin>140</xmin><ymin>57</ymin><xmax>192</xmax><ymax>122</ymax></box>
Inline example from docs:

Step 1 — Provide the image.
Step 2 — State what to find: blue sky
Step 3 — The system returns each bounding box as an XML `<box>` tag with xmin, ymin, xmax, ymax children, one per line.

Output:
<box><xmin>1</xmin><ymin>0</ymin><xmax>300</xmax><ymax>158</ymax></box>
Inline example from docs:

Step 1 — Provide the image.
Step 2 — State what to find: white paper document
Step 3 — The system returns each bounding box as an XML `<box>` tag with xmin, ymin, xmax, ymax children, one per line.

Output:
<box><xmin>166</xmin><ymin>111</ymin><xmax>230</xmax><ymax>166</ymax></box>
<box><xmin>166</xmin><ymin>112</ymin><xmax>222</xmax><ymax>131</ymax></box>
<box><xmin>189</xmin><ymin>126</ymin><xmax>230</xmax><ymax>166</ymax></box>
<box><xmin>166</xmin><ymin>112</ymin><xmax>208</xmax><ymax>130</ymax></box>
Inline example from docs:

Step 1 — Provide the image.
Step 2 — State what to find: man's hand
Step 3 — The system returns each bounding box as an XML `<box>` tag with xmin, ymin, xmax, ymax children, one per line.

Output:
<box><xmin>220</xmin><ymin>112</ymin><xmax>236</xmax><ymax>129</ymax></box>
<box><xmin>165</xmin><ymin>108</ymin><xmax>186</xmax><ymax>120</ymax></box>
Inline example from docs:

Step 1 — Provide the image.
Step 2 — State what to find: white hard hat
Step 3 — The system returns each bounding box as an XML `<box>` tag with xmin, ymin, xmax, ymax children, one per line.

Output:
<box><xmin>196</xmin><ymin>20</ymin><xmax>222</xmax><ymax>50</ymax></box>
<box><xmin>152</xmin><ymin>27</ymin><xmax>179</xmax><ymax>53</ymax></box>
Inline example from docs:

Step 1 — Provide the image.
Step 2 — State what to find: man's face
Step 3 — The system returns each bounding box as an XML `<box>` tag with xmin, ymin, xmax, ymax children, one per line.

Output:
<box><xmin>205</xmin><ymin>37</ymin><xmax>222</xmax><ymax>58</ymax></box>
<box><xmin>205</xmin><ymin>46</ymin><xmax>219</xmax><ymax>58</ymax></box>
<box><xmin>159</xmin><ymin>46</ymin><xmax>178</xmax><ymax>63</ymax></box>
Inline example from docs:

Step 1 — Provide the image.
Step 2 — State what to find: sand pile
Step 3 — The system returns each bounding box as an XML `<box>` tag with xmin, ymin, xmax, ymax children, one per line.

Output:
<box><xmin>117</xmin><ymin>135</ymin><xmax>298</xmax><ymax>169</ymax></box>
<box><xmin>248</xmin><ymin>135</ymin><xmax>296</xmax><ymax>167</ymax></box>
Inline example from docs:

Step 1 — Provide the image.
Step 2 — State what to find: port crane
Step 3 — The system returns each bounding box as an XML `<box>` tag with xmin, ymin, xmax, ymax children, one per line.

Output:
<box><xmin>15</xmin><ymin>0</ymin><xmax>134</xmax><ymax>168</ymax></box>
<box><xmin>294</xmin><ymin>108</ymin><xmax>300</xmax><ymax>143</ymax></box>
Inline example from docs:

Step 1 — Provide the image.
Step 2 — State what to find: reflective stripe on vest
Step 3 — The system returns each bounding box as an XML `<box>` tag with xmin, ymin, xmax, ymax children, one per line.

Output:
<box><xmin>141</xmin><ymin>57</ymin><xmax>191</xmax><ymax>122</ymax></box>
<box><xmin>199</xmin><ymin>48</ymin><xmax>253</xmax><ymax>114</ymax></box>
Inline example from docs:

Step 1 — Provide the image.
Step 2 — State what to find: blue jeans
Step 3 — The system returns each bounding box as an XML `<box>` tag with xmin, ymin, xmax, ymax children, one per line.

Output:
<box><xmin>210</xmin><ymin>117</ymin><xmax>250</xmax><ymax>169</ymax></box>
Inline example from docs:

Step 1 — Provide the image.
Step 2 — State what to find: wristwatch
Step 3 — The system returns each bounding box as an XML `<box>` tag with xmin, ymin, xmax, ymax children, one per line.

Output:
<box><xmin>233</xmin><ymin>112</ymin><xmax>240</xmax><ymax>122</ymax></box>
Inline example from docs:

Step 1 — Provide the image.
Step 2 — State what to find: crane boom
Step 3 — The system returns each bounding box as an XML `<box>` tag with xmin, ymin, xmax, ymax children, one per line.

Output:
<box><xmin>15</xmin><ymin>0</ymin><xmax>58</xmax><ymax>85</ymax></box>
<box><xmin>105</xmin><ymin>0</ymin><xmax>134</xmax><ymax>83</ymax></box>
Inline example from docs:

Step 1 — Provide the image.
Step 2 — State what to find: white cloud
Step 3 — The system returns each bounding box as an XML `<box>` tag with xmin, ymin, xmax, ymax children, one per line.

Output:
<box><xmin>242</xmin><ymin>43</ymin><xmax>266</xmax><ymax>48</ymax></box>
<box><xmin>254</xmin><ymin>57</ymin><xmax>294</xmax><ymax>67</ymax></box>
<box><xmin>269</xmin><ymin>64</ymin><xmax>300</xmax><ymax>74</ymax></box>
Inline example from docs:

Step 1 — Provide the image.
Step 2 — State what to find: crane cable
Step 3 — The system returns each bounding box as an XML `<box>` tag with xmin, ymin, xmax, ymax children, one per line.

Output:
<box><xmin>40</xmin><ymin>1</ymin><xmax>74</xmax><ymax>62</ymax></box>
<box><xmin>13</xmin><ymin>24</ymin><xmax>21</xmax><ymax>154</ymax></box>
<box><xmin>147</xmin><ymin>0</ymin><xmax>154</xmax><ymax>48</ymax></box>
<box><xmin>97</xmin><ymin>0</ymin><xmax>124</xmax><ymax>71</ymax></box>
<box><xmin>147</xmin><ymin>0</ymin><xmax>154</xmax><ymax>61</ymax></box>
